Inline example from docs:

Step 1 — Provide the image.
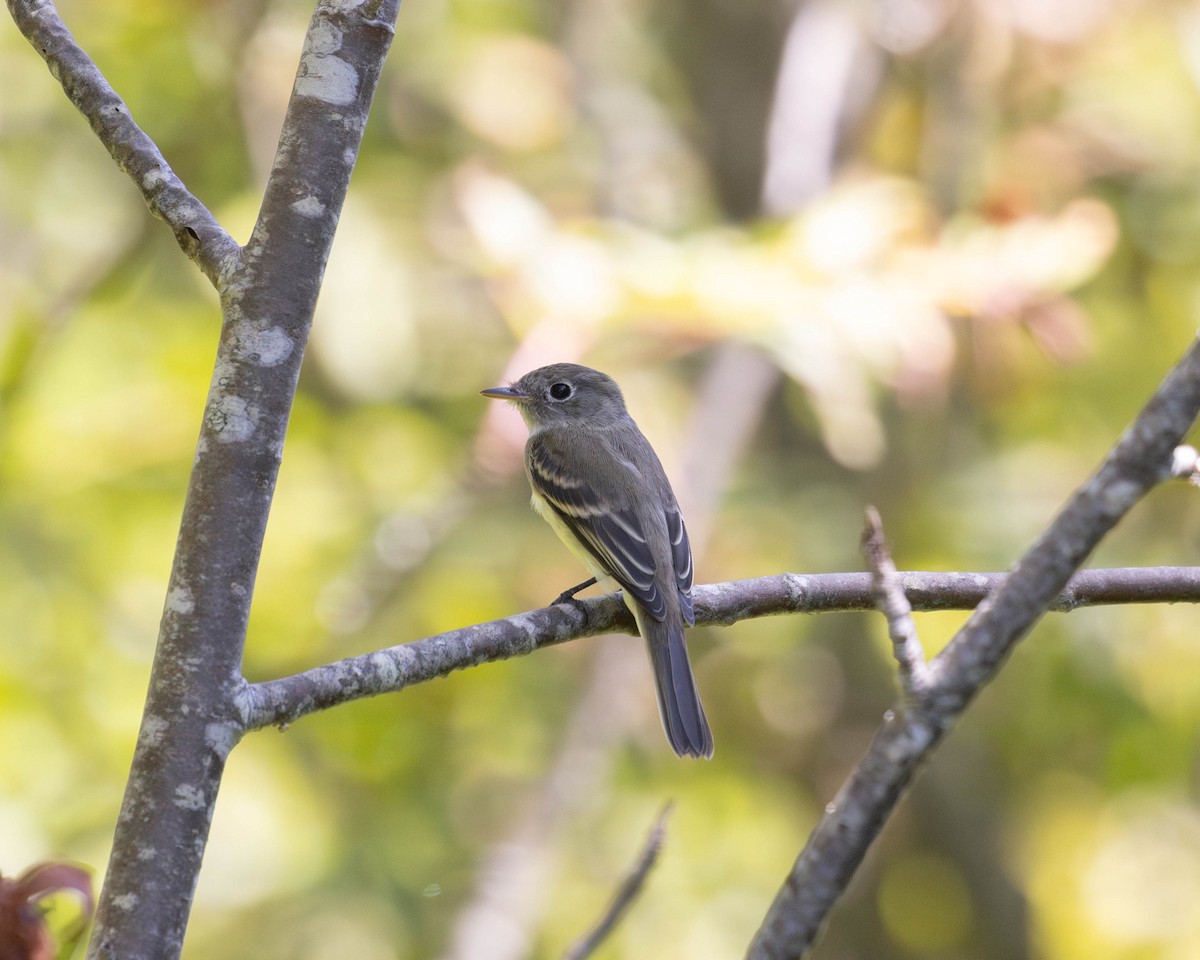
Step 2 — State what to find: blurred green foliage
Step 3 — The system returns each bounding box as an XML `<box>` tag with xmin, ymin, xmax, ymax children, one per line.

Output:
<box><xmin>3</xmin><ymin>0</ymin><xmax>1200</xmax><ymax>957</ymax></box>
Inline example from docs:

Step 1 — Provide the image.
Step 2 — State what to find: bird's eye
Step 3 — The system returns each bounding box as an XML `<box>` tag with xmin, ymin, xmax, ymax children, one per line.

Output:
<box><xmin>548</xmin><ymin>382</ymin><xmax>573</xmax><ymax>401</ymax></box>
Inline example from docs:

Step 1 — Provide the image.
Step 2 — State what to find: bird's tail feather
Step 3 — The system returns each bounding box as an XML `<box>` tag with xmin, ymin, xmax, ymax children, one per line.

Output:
<box><xmin>641</xmin><ymin>615</ymin><xmax>713</xmax><ymax>759</ymax></box>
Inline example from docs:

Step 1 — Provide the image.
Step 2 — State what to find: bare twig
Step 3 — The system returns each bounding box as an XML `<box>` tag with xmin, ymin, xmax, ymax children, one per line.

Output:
<box><xmin>5</xmin><ymin>0</ymin><xmax>240</xmax><ymax>287</ymax></box>
<box><xmin>745</xmin><ymin>335</ymin><xmax>1200</xmax><ymax>960</ymax></box>
<box><xmin>861</xmin><ymin>507</ymin><xmax>932</xmax><ymax>700</ymax></box>
<box><xmin>562</xmin><ymin>803</ymin><xmax>674</xmax><ymax>960</ymax></box>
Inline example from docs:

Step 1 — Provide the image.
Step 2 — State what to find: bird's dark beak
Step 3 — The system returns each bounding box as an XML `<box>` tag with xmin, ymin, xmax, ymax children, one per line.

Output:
<box><xmin>481</xmin><ymin>385</ymin><xmax>528</xmax><ymax>401</ymax></box>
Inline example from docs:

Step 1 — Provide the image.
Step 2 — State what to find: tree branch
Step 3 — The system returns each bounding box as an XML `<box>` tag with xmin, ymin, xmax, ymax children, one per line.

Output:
<box><xmin>5</xmin><ymin>0</ymin><xmax>241</xmax><ymax>287</ymax></box>
<box><xmin>744</xmin><ymin>336</ymin><xmax>1200</xmax><ymax>960</ymax></box>
<box><xmin>242</xmin><ymin>564</ymin><xmax>1200</xmax><ymax>732</ymax></box>
<box><xmin>68</xmin><ymin>2</ymin><xmax>402</xmax><ymax>958</ymax></box>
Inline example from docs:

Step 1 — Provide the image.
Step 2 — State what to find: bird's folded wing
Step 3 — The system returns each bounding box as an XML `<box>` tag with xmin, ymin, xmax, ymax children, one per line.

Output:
<box><xmin>528</xmin><ymin>434</ymin><xmax>670</xmax><ymax>620</ymax></box>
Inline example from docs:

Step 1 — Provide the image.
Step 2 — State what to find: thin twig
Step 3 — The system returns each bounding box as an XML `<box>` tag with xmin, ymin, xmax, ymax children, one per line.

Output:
<box><xmin>562</xmin><ymin>803</ymin><xmax>674</xmax><ymax>960</ymax></box>
<box><xmin>5</xmin><ymin>0</ymin><xmax>240</xmax><ymax>287</ymax></box>
<box><xmin>861</xmin><ymin>507</ymin><xmax>931</xmax><ymax>700</ymax></box>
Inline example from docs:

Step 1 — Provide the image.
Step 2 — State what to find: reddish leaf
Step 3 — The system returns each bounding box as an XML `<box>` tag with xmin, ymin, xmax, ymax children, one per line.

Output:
<box><xmin>0</xmin><ymin>864</ymin><xmax>94</xmax><ymax>960</ymax></box>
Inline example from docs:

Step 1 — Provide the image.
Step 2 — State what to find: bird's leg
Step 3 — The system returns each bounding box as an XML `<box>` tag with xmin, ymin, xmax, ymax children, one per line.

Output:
<box><xmin>552</xmin><ymin>577</ymin><xmax>597</xmax><ymax>606</ymax></box>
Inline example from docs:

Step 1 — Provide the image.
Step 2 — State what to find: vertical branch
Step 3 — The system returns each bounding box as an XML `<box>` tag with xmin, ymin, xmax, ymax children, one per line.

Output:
<box><xmin>78</xmin><ymin>2</ymin><xmax>402</xmax><ymax>958</ymax></box>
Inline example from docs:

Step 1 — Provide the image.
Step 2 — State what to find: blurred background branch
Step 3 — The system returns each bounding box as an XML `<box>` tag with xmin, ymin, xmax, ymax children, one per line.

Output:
<box><xmin>561</xmin><ymin>802</ymin><xmax>673</xmax><ymax>960</ymax></box>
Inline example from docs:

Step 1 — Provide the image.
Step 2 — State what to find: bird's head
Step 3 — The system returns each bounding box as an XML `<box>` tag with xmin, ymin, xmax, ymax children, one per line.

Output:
<box><xmin>481</xmin><ymin>363</ymin><xmax>631</xmax><ymax>431</ymax></box>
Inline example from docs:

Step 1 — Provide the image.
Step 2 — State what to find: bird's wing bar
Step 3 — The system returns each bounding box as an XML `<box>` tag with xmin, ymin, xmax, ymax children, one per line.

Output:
<box><xmin>666</xmin><ymin>508</ymin><xmax>694</xmax><ymax>626</ymax></box>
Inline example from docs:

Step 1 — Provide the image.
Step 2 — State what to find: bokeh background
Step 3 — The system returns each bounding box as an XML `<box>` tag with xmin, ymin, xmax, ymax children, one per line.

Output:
<box><xmin>4</xmin><ymin>0</ymin><xmax>1200</xmax><ymax>956</ymax></box>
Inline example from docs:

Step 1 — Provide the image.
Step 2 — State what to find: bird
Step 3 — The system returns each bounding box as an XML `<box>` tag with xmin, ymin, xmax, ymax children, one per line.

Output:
<box><xmin>482</xmin><ymin>363</ymin><xmax>713</xmax><ymax>758</ymax></box>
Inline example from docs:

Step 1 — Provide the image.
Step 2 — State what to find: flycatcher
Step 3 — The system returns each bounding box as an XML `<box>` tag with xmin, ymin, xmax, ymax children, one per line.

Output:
<box><xmin>482</xmin><ymin>363</ymin><xmax>713</xmax><ymax>758</ymax></box>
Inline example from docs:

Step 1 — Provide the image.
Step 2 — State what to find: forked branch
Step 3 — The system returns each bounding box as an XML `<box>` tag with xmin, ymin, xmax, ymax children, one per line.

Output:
<box><xmin>745</xmin><ymin>337</ymin><xmax>1200</xmax><ymax>959</ymax></box>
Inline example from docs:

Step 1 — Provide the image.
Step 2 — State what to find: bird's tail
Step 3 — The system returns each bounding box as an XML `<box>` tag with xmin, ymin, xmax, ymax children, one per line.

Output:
<box><xmin>640</xmin><ymin>613</ymin><xmax>713</xmax><ymax>759</ymax></box>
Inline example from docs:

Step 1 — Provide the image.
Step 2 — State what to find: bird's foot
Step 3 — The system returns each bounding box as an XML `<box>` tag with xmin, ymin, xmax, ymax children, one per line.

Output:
<box><xmin>552</xmin><ymin>577</ymin><xmax>597</xmax><ymax>606</ymax></box>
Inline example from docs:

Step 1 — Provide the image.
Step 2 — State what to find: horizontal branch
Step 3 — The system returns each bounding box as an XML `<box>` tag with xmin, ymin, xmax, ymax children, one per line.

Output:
<box><xmin>241</xmin><ymin>565</ymin><xmax>1200</xmax><ymax>731</ymax></box>
<box><xmin>7</xmin><ymin>0</ymin><xmax>240</xmax><ymax>286</ymax></box>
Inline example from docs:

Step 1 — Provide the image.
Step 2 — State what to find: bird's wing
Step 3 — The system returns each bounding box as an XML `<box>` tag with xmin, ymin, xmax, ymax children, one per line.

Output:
<box><xmin>528</xmin><ymin>432</ymin><xmax>675</xmax><ymax>621</ymax></box>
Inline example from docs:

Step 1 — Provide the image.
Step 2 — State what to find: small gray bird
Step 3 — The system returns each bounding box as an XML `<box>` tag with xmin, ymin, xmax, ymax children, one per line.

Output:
<box><xmin>482</xmin><ymin>363</ymin><xmax>713</xmax><ymax>758</ymax></box>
